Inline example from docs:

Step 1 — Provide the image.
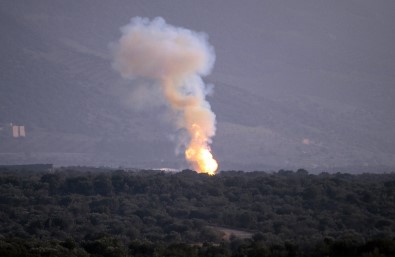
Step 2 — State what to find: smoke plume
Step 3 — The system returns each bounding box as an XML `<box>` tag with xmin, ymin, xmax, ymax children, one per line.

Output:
<box><xmin>112</xmin><ymin>17</ymin><xmax>218</xmax><ymax>175</ymax></box>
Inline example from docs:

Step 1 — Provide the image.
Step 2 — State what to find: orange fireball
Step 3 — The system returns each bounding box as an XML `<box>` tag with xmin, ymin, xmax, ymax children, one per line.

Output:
<box><xmin>185</xmin><ymin>124</ymin><xmax>218</xmax><ymax>175</ymax></box>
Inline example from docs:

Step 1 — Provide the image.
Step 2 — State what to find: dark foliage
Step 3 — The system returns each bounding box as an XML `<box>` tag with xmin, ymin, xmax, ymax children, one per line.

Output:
<box><xmin>0</xmin><ymin>167</ymin><xmax>394</xmax><ymax>256</ymax></box>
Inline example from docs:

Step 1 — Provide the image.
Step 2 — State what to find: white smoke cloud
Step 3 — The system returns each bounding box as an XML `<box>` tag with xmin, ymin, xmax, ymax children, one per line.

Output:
<box><xmin>112</xmin><ymin>17</ymin><xmax>218</xmax><ymax>174</ymax></box>
<box><xmin>112</xmin><ymin>17</ymin><xmax>215</xmax><ymax>79</ymax></box>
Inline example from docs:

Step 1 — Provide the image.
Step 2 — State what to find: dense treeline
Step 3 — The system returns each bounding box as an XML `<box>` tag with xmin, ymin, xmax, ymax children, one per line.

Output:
<box><xmin>0</xmin><ymin>167</ymin><xmax>394</xmax><ymax>256</ymax></box>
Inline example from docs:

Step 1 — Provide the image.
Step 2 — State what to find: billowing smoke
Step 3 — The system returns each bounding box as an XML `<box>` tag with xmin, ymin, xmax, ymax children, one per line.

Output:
<box><xmin>112</xmin><ymin>17</ymin><xmax>218</xmax><ymax>175</ymax></box>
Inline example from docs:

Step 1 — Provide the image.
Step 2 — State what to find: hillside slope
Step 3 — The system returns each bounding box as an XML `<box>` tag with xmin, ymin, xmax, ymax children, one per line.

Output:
<box><xmin>1</xmin><ymin>1</ymin><xmax>394</xmax><ymax>171</ymax></box>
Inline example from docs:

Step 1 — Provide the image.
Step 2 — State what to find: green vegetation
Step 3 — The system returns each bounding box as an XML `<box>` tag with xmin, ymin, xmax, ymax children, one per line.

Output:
<box><xmin>0</xmin><ymin>167</ymin><xmax>394</xmax><ymax>256</ymax></box>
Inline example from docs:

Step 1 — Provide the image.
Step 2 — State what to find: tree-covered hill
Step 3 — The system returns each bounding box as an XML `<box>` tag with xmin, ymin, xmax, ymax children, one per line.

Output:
<box><xmin>0</xmin><ymin>167</ymin><xmax>394</xmax><ymax>256</ymax></box>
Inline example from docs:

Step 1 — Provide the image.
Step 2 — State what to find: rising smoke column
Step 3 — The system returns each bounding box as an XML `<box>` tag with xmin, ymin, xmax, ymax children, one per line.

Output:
<box><xmin>112</xmin><ymin>17</ymin><xmax>218</xmax><ymax>175</ymax></box>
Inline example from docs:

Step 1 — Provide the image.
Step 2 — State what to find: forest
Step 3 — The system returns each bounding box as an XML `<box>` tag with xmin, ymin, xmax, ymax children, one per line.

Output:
<box><xmin>0</xmin><ymin>166</ymin><xmax>394</xmax><ymax>257</ymax></box>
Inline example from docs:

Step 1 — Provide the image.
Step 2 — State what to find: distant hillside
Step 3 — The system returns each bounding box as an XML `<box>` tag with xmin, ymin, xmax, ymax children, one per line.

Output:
<box><xmin>1</xmin><ymin>1</ymin><xmax>394</xmax><ymax>171</ymax></box>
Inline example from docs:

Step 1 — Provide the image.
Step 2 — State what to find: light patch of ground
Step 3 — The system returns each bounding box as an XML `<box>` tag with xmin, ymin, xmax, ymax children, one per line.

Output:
<box><xmin>208</xmin><ymin>226</ymin><xmax>253</xmax><ymax>241</ymax></box>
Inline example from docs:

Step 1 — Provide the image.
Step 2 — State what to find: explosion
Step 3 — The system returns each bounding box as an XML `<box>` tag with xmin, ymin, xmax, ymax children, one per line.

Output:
<box><xmin>185</xmin><ymin>124</ymin><xmax>218</xmax><ymax>175</ymax></box>
<box><xmin>112</xmin><ymin>17</ymin><xmax>218</xmax><ymax>175</ymax></box>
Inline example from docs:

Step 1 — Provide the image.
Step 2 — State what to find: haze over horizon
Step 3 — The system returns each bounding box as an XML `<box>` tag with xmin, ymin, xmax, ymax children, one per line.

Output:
<box><xmin>1</xmin><ymin>0</ymin><xmax>395</xmax><ymax>172</ymax></box>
